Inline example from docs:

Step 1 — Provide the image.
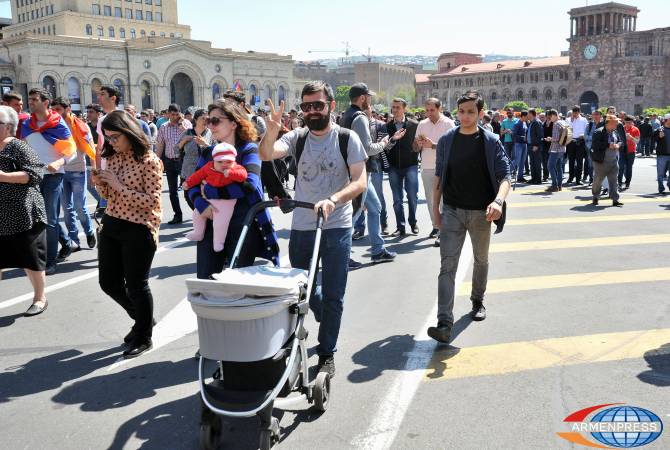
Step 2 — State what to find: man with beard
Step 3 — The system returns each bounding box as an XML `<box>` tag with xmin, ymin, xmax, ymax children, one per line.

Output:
<box><xmin>259</xmin><ymin>81</ymin><xmax>368</xmax><ymax>378</ymax></box>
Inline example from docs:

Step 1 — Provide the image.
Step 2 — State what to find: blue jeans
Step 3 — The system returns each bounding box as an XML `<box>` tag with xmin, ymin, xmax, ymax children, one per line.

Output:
<box><xmin>513</xmin><ymin>143</ymin><xmax>527</xmax><ymax>180</ymax></box>
<box><xmin>61</xmin><ymin>171</ymin><xmax>95</xmax><ymax>245</ymax></box>
<box><xmin>548</xmin><ymin>152</ymin><xmax>564</xmax><ymax>188</ymax></box>
<box><xmin>40</xmin><ymin>174</ymin><xmax>64</xmax><ymax>267</ymax></box>
<box><xmin>289</xmin><ymin>227</ymin><xmax>352</xmax><ymax>356</ymax></box>
<box><xmin>362</xmin><ymin>177</ymin><xmax>385</xmax><ymax>255</ymax></box>
<box><xmin>372</xmin><ymin>171</ymin><xmax>387</xmax><ymax>228</ymax></box>
<box><xmin>618</xmin><ymin>151</ymin><xmax>635</xmax><ymax>185</ymax></box>
<box><xmin>388</xmin><ymin>165</ymin><xmax>419</xmax><ymax>231</ymax></box>
<box><xmin>657</xmin><ymin>155</ymin><xmax>670</xmax><ymax>190</ymax></box>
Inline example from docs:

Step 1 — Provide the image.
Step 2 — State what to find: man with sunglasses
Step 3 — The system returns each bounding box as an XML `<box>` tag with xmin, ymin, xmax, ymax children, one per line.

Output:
<box><xmin>259</xmin><ymin>81</ymin><xmax>368</xmax><ymax>378</ymax></box>
<box><xmin>155</xmin><ymin>103</ymin><xmax>192</xmax><ymax>225</ymax></box>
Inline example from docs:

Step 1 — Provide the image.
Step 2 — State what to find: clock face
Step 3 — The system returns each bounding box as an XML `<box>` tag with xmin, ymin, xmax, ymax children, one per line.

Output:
<box><xmin>583</xmin><ymin>44</ymin><xmax>597</xmax><ymax>60</ymax></box>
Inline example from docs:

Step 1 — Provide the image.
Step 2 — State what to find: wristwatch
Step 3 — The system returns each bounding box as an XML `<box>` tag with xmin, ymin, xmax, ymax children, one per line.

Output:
<box><xmin>493</xmin><ymin>198</ymin><xmax>504</xmax><ymax>206</ymax></box>
<box><xmin>328</xmin><ymin>195</ymin><xmax>339</xmax><ymax>205</ymax></box>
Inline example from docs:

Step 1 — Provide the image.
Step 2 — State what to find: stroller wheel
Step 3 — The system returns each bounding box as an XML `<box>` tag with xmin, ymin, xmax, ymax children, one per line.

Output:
<box><xmin>259</xmin><ymin>428</ymin><xmax>279</xmax><ymax>450</ymax></box>
<box><xmin>313</xmin><ymin>372</ymin><xmax>330</xmax><ymax>412</ymax></box>
<box><xmin>199</xmin><ymin>422</ymin><xmax>222</xmax><ymax>450</ymax></box>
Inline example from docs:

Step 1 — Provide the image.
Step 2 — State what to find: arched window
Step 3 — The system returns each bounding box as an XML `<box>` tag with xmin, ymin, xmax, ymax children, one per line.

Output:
<box><xmin>544</xmin><ymin>89</ymin><xmax>553</xmax><ymax>101</ymax></box>
<box><xmin>264</xmin><ymin>84</ymin><xmax>273</xmax><ymax>103</ymax></box>
<box><xmin>278</xmin><ymin>85</ymin><xmax>286</xmax><ymax>104</ymax></box>
<box><xmin>119</xmin><ymin>28</ymin><xmax>125</xmax><ymax>38</ymax></box>
<box><xmin>67</xmin><ymin>77</ymin><xmax>81</xmax><ymax>111</ymax></box>
<box><xmin>42</xmin><ymin>75</ymin><xmax>57</xmax><ymax>99</ymax></box>
<box><xmin>140</xmin><ymin>80</ymin><xmax>152</xmax><ymax>110</ymax></box>
<box><xmin>113</xmin><ymin>79</ymin><xmax>125</xmax><ymax>106</ymax></box>
<box><xmin>212</xmin><ymin>82</ymin><xmax>221</xmax><ymax>101</ymax></box>
<box><xmin>490</xmin><ymin>91</ymin><xmax>497</xmax><ymax>101</ymax></box>
<box><xmin>249</xmin><ymin>84</ymin><xmax>257</xmax><ymax>106</ymax></box>
<box><xmin>130</xmin><ymin>29</ymin><xmax>136</xmax><ymax>39</ymax></box>
<box><xmin>516</xmin><ymin>89</ymin><xmax>524</xmax><ymax>100</ymax></box>
<box><xmin>97</xmin><ymin>25</ymin><xmax>103</xmax><ymax>37</ymax></box>
<box><xmin>140</xmin><ymin>29</ymin><xmax>146</xmax><ymax>37</ymax></box>
<box><xmin>91</xmin><ymin>78</ymin><xmax>102</xmax><ymax>104</ymax></box>
<box><xmin>530</xmin><ymin>89</ymin><xmax>538</xmax><ymax>100</ymax></box>
<box><xmin>108</xmin><ymin>26</ymin><xmax>115</xmax><ymax>38</ymax></box>
<box><xmin>560</xmin><ymin>88</ymin><xmax>568</xmax><ymax>100</ymax></box>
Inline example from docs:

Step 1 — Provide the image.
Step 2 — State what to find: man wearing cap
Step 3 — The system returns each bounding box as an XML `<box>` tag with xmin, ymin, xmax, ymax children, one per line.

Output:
<box><xmin>341</xmin><ymin>83</ymin><xmax>402</xmax><ymax>263</ymax></box>
<box><xmin>654</xmin><ymin>114</ymin><xmax>670</xmax><ymax>194</ymax></box>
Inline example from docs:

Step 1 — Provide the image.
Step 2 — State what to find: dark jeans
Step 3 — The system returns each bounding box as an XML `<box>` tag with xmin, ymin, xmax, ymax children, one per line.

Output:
<box><xmin>98</xmin><ymin>215</ymin><xmax>156</xmax><ymax>342</ymax></box>
<box><xmin>195</xmin><ymin>214</ymin><xmax>262</xmax><ymax>279</ymax></box>
<box><xmin>639</xmin><ymin>137</ymin><xmax>652</xmax><ymax>156</ymax></box>
<box><xmin>528</xmin><ymin>145</ymin><xmax>542</xmax><ymax>182</ymax></box>
<box><xmin>388</xmin><ymin>165</ymin><xmax>419</xmax><ymax>231</ymax></box>
<box><xmin>40</xmin><ymin>173</ymin><xmax>64</xmax><ymax>267</ymax></box>
<box><xmin>566</xmin><ymin>139</ymin><xmax>586</xmax><ymax>181</ymax></box>
<box><xmin>162</xmin><ymin>157</ymin><xmax>183</xmax><ymax>218</ymax></box>
<box><xmin>618</xmin><ymin>151</ymin><xmax>635</xmax><ymax>185</ymax></box>
<box><xmin>503</xmin><ymin>141</ymin><xmax>514</xmax><ymax>159</ymax></box>
<box><xmin>541</xmin><ymin>142</ymin><xmax>550</xmax><ymax>180</ymax></box>
<box><xmin>289</xmin><ymin>227</ymin><xmax>351</xmax><ymax>357</ymax></box>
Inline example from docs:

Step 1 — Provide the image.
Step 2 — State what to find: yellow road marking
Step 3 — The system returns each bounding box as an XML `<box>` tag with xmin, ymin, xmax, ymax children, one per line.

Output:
<box><xmin>510</xmin><ymin>197</ymin><xmax>666</xmax><ymax>208</ymax></box>
<box><xmin>507</xmin><ymin>212</ymin><xmax>670</xmax><ymax>226</ymax></box>
<box><xmin>489</xmin><ymin>234</ymin><xmax>670</xmax><ymax>253</ymax></box>
<box><xmin>458</xmin><ymin>267</ymin><xmax>670</xmax><ymax>295</ymax></box>
<box><xmin>424</xmin><ymin>328</ymin><xmax>670</xmax><ymax>381</ymax></box>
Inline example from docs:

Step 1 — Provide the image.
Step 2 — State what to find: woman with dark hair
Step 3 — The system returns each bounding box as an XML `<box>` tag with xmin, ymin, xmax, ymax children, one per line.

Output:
<box><xmin>178</xmin><ymin>108</ymin><xmax>211</xmax><ymax>209</ymax></box>
<box><xmin>91</xmin><ymin>110</ymin><xmax>163</xmax><ymax>358</ymax></box>
<box><xmin>0</xmin><ymin>105</ymin><xmax>49</xmax><ymax>316</ymax></box>
<box><xmin>188</xmin><ymin>100</ymin><xmax>279</xmax><ymax>279</ymax></box>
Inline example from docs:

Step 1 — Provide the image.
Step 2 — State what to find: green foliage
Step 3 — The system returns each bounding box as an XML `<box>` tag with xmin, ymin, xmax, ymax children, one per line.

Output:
<box><xmin>643</xmin><ymin>106</ymin><xmax>670</xmax><ymax>117</ymax></box>
<box><xmin>503</xmin><ymin>101</ymin><xmax>530</xmax><ymax>112</ymax></box>
<box><xmin>598</xmin><ymin>107</ymin><xmax>609</xmax><ymax>115</ymax></box>
<box><xmin>373</xmin><ymin>103</ymin><xmax>388</xmax><ymax>114</ymax></box>
<box><xmin>392</xmin><ymin>85</ymin><xmax>416</xmax><ymax>105</ymax></box>
<box><xmin>334</xmin><ymin>85</ymin><xmax>351</xmax><ymax>112</ymax></box>
<box><xmin>408</xmin><ymin>107</ymin><xmax>425</xmax><ymax>115</ymax></box>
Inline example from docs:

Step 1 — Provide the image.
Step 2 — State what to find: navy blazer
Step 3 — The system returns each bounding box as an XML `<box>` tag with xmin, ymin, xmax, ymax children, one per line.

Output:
<box><xmin>435</xmin><ymin>126</ymin><xmax>512</xmax><ymax>232</ymax></box>
<box><xmin>528</xmin><ymin>119</ymin><xmax>544</xmax><ymax>147</ymax></box>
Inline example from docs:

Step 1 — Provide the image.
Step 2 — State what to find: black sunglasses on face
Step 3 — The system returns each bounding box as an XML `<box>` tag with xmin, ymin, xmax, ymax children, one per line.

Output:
<box><xmin>206</xmin><ymin>116</ymin><xmax>228</xmax><ymax>126</ymax></box>
<box><xmin>299</xmin><ymin>101</ymin><xmax>328</xmax><ymax>113</ymax></box>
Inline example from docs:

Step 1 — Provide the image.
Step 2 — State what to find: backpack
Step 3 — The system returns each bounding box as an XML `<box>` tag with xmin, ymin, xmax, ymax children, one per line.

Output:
<box><xmin>295</xmin><ymin>127</ymin><xmax>363</xmax><ymax>215</ymax></box>
<box><xmin>559</xmin><ymin>121</ymin><xmax>573</xmax><ymax>146</ymax></box>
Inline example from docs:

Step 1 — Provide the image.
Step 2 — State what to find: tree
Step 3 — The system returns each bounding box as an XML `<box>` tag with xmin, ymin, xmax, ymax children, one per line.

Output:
<box><xmin>643</xmin><ymin>106</ymin><xmax>670</xmax><ymax>117</ymax></box>
<box><xmin>503</xmin><ymin>101</ymin><xmax>530</xmax><ymax>111</ymax></box>
<box><xmin>334</xmin><ymin>85</ymin><xmax>351</xmax><ymax>112</ymax></box>
<box><xmin>393</xmin><ymin>85</ymin><xmax>416</xmax><ymax>106</ymax></box>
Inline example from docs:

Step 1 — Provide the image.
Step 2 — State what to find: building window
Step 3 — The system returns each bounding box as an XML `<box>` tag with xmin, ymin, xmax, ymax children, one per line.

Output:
<box><xmin>635</xmin><ymin>85</ymin><xmax>643</xmax><ymax>96</ymax></box>
<box><xmin>120</xmin><ymin>28</ymin><xmax>125</xmax><ymax>38</ymax></box>
<box><xmin>130</xmin><ymin>29</ymin><xmax>136</xmax><ymax>38</ymax></box>
<box><xmin>648</xmin><ymin>45</ymin><xmax>653</xmax><ymax>56</ymax></box>
<box><xmin>97</xmin><ymin>25</ymin><xmax>103</xmax><ymax>37</ymax></box>
<box><xmin>92</xmin><ymin>4</ymin><xmax>100</xmax><ymax>15</ymax></box>
<box><xmin>140</xmin><ymin>29</ymin><xmax>146</xmax><ymax>37</ymax></box>
<box><xmin>545</xmin><ymin>89</ymin><xmax>553</xmax><ymax>101</ymax></box>
<box><xmin>103</xmin><ymin>5</ymin><xmax>111</xmax><ymax>16</ymax></box>
<box><xmin>155</xmin><ymin>0</ymin><xmax>161</xmax><ymax>5</ymax></box>
<box><xmin>125</xmin><ymin>8</ymin><xmax>132</xmax><ymax>19</ymax></box>
<box><xmin>516</xmin><ymin>89</ymin><xmax>523</xmax><ymax>100</ymax></box>
<box><xmin>560</xmin><ymin>88</ymin><xmax>567</xmax><ymax>99</ymax></box>
<box><xmin>146</xmin><ymin>11</ymin><xmax>152</xmax><ymax>21</ymax></box>
<box><xmin>490</xmin><ymin>91</ymin><xmax>497</xmax><ymax>101</ymax></box>
<box><xmin>145</xmin><ymin>0</ymin><xmax>152</xmax><ymax>4</ymax></box>
<box><xmin>114</xmin><ymin>7</ymin><xmax>122</xmax><ymax>17</ymax></box>
<box><xmin>85</xmin><ymin>24</ymin><xmax>92</xmax><ymax>35</ymax></box>
<box><xmin>575</xmin><ymin>71</ymin><xmax>580</xmax><ymax>80</ymax></box>
<box><xmin>155</xmin><ymin>12</ymin><xmax>162</xmax><ymax>22</ymax></box>
<box><xmin>109</xmin><ymin>26</ymin><xmax>115</xmax><ymax>37</ymax></box>
<box><xmin>113</xmin><ymin>79</ymin><xmax>125</xmax><ymax>105</ymax></box>
<box><xmin>150</xmin><ymin>30</ymin><xmax>155</xmax><ymax>36</ymax></box>
<box><xmin>160</xmin><ymin>32</ymin><xmax>165</xmax><ymax>37</ymax></box>
<box><xmin>42</xmin><ymin>76</ymin><xmax>57</xmax><ymax>99</ymax></box>
<box><xmin>136</xmin><ymin>10</ymin><xmax>142</xmax><ymax>20</ymax></box>
<box><xmin>634</xmin><ymin>104</ymin><xmax>642</xmax><ymax>115</ymax></box>
<box><xmin>636</xmin><ymin>66</ymin><xmax>644</xmax><ymax>77</ymax></box>
<box><xmin>531</xmin><ymin>89</ymin><xmax>537</xmax><ymax>100</ymax></box>
<box><xmin>141</xmin><ymin>80</ymin><xmax>152</xmax><ymax>109</ymax></box>
<box><xmin>91</xmin><ymin>78</ymin><xmax>102</xmax><ymax>103</ymax></box>
<box><xmin>50</xmin><ymin>4</ymin><xmax>53</xmax><ymax>14</ymax></box>
<box><xmin>598</xmin><ymin>69</ymin><xmax>605</xmax><ymax>79</ymax></box>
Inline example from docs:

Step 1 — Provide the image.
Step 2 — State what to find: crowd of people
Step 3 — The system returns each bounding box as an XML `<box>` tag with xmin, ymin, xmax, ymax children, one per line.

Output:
<box><xmin>2</xmin><ymin>81</ymin><xmax>669</xmax><ymax>371</ymax></box>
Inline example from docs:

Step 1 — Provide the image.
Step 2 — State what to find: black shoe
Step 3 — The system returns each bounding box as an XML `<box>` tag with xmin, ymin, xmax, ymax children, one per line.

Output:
<box><xmin>575</xmin><ymin>181</ymin><xmax>583</xmax><ymax>186</ymax></box>
<box><xmin>371</xmin><ymin>249</ymin><xmax>397</xmax><ymax>263</ymax></box>
<box><xmin>86</xmin><ymin>233</ymin><xmax>97</xmax><ymax>249</ymax></box>
<box><xmin>56</xmin><ymin>244</ymin><xmax>73</xmax><ymax>262</ymax></box>
<box><xmin>612</xmin><ymin>200</ymin><xmax>624</xmax><ymax>207</ymax></box>
<box><xmin>601</xmin><ymin>188</ymin><xmax>608</xmax><ymax>196</ymax></box>
<box><xmin>566</xmin><ymin>178</ymin><xmax>574</xmax><ymax>184</ymax></box>
<box><xmin>410</xmin><ymin>224</ymin><xmax>419</xmax><ymax>235</ymax></box>
<box><xmin>390</xmin><ymin>229</ymin><xmax>406</xmax><ymax>238</ymax></box>
<box><xmin>123</xmin><ymin>339</ymin><xmax>153</xmax><ymax>359</ymax></box>
<box><xmin>352</xmin><ymin>230</ymin><xmax>365</xmax><ymax>241</ymax></box>
<box><xmin>124</xmin><ymin>318</ymin><xmax>157</xmax><ymax>344</ymax></box>
<box><xmin>317</xmin><ymin>355</ymin><xmax>335</xmax><ymax>378</ymax></box>
<box><xmin>428</xmin><ymin>228</ymin><xmax>439</xmax><ymax>239</ymax></box>
<box><xmin>24</xmin><ymin>301</ymin><xmax>48</xmax><ymax>317</ymax></box>
<box><xmin>348</xmin><ymin>258</ymin><xmax>363</xmax><ymax>270</ymax></box>
<box><xmin>542</xmin><ymin>177</ymin><xmax>548</xmax><ymax>182</ymax></box>
<box><xmin>471</xmin><ymin>302</ymin><xmax>486</xmax><ymax>321</ymax></box>
<box><xmin>427</xmin><ymin>321</ymin><xmax>451</xmax><ymax>343</ymax></box>
<box><xmin>167</xmin><ymin>216</ymin><xmax>183</xmax><ymax>225</ymax></box>
<box><xmin>381</xmin><ymin>225</ymin><xmax>389</xmax><ymax>236</ymax></box>
<box><xmin>625</xmin><ymin>183</ymin><xmax>630</xmax><ymax>189</ymax></box>
<box><xmin>45</xmin><ymin>264</ymin><xmax>56</xmax><ymax>276</ymax></box>
<box><xmin>517</xmin><ymin>178</ymin><xmax>528</xmax><ymax>183</ymax></box>
<box><xmin>591</xmin><ymin>198</ymin><xmax>599</xmax><ymax>206</ymax></box>
<box><xmin>433</xmin><ymin>235</ymin><xmax>440</xmax><ymax>247</ymax></box>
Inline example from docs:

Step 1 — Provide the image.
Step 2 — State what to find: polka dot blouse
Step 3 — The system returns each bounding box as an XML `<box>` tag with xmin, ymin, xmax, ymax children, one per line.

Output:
<box><xmin>96</xmin><ymin>150</ymin><xmax>163</xmax><ymax>242</ymax></box>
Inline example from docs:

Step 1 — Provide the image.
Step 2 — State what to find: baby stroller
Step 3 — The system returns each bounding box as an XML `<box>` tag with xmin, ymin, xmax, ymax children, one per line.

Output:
<box><xmin>186</xmin><ymin>199</ymin><xmax>330</xmax><ymax>450</ymax></box>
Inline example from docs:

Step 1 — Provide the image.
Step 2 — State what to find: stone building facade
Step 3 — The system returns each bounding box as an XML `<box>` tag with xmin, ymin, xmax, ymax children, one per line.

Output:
<box><xmin>0</xmin><ymin>0</ymin><xmax>297</xmax><ymax>113</ymax></box>
<box><xmin>417</xmin><ymin>2</ymin><xmax>670</xmax><ymax>115</ymax></box>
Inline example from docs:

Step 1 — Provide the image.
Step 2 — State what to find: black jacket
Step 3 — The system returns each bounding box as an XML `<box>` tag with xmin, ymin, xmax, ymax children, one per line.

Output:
<box><xmin>528</xmin><ymin>119</ymin><xmax>544</xmax><ymax>146</ymax></box>
<box><xmin>590</xmin><ymin>127</ymin><xmax>611</xmax><ymax>163</ymax></box>
<box><xmin>386</xmin><ymin>118</ymin><xmax>418</xmax><ymax>169</ymax></box>
<box><xmin>654</xmin><ymin>128</ymin><xmax>669</xmax><ymax>156</ymax></box>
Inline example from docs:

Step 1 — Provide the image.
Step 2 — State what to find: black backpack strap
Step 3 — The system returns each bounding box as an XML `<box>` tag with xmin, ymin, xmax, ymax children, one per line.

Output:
<box><xmin>338</xmin><ymin>128</ymin><xmax>351</xmax><ymax>177</ymax></box>
<box><xmin>295</xmin><ymin>127</ymin><xmax>310</xmax><ymax>167</ymax></box>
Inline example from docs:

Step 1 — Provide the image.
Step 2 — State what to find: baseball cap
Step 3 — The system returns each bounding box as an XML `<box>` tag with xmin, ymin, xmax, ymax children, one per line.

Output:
<box><xmin>212</xmin><ymin>143</ymin><xmax>237</xmax><ymax>162</ymax></box>
<box><xmin>349</xmin><ymin>82</ymin><xmax>376</xmax><ymax>100</ymax></box>
<box><xmin>664</xmin><ymin>113</ymin><xmax>670</xmax><ymax>121</ymax></box>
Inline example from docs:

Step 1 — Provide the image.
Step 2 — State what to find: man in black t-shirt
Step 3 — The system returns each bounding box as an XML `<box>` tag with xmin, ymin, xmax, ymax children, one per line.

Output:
<box><xmin>428</xmin><ymin>91</ymin><xmax>512</xmax><ymax>344</ymax></box>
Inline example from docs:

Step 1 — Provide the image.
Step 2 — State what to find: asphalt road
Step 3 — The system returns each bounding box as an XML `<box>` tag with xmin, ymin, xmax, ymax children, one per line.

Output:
<box><xmin>1</xmin><ymin>156</ymin><xmax>669</xmax><ymax>450</ymax></box>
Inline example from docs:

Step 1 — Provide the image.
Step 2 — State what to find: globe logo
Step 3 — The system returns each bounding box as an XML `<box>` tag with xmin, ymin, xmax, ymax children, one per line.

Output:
<box><xmin>590</xmin><ymin>406</ymin><xmax>663</xmax><ymax>448</ymax></box>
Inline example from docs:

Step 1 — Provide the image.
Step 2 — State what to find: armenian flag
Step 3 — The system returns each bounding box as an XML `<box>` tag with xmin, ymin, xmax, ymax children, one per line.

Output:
<box><xmin>21</xmin><ymin>111</ymin><xmax>76</xmax><ymax>158</ymax></box>
<box><xmin>233</xmin><ymin>80</ymin><xmax>242</xmax><ymax>92</ymax></box>
<box><xmin>63</xmin><ymin>112</ymin><xmax>96</xmax><ymax>160</ymax></box>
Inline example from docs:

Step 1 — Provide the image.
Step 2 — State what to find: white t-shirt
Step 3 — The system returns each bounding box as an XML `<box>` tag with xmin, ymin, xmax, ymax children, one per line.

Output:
<box><xmin>416</xmin><ymin>115</ymin><xmax>455</xmax><ymax>170</ymax></box>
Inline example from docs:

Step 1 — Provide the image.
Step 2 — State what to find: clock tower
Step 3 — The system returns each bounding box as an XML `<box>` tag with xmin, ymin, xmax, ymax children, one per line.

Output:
<box><xmin>568</xmin><ymin>2</ymin><xmax>640</xmax><ymax>113</ymax></box>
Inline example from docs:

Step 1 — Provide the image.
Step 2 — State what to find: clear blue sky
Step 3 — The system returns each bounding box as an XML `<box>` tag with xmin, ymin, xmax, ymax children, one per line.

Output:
<box><xmin>1</xmin><ymin>0</ymin><xmax>664</xmax><ymax>60</ymax></box>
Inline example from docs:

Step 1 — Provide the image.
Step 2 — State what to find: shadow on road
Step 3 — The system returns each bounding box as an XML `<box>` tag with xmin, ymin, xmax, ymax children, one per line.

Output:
<box><xmin>637</xmin><ymin>342</ymin><xmax>670</xmax><ymax>387</ymax></box>
<box><xmin>347</xmin><ymin>314</ymin><xmax>474</xmax><ymax>383</ymax></box>
<box><xmin>0</xmin><ymin>313</ymin><xmax>24</xmax><ymax>328</ymax></box>
<box><xmin>0</xmin><ymin>346</ymin><xmax>122</xmax><ymax>403</ymax></box>
<box><xmin>152</xmin><ymin>263</ymin><xmax>198</xmax><ymax>279</ymax></box>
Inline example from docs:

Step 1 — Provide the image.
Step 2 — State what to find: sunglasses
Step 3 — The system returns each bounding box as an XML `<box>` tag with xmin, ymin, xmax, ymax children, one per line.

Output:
<box><xmin>206</xmin><ymin>116</ymin><xmax>229</xmax><ymax>126</ymax></box>
<box><xmin>299</xmin><ymin>101</ymin><xmax>328</xmax><ymax>113</ymax></box>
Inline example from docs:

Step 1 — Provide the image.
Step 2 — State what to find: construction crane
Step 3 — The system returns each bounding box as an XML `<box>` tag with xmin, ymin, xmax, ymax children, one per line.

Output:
<box><xmin>308</xmin><ymin>41</ymin><xmax>372</xmax><ymax>64</ymax></box>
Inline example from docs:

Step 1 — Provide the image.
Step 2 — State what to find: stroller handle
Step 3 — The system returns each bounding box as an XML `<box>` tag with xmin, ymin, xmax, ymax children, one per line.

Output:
<box><xmin>229</xmin><ymin>199</ymin><xmax>324</xmax><ymax>269</ymax></box>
